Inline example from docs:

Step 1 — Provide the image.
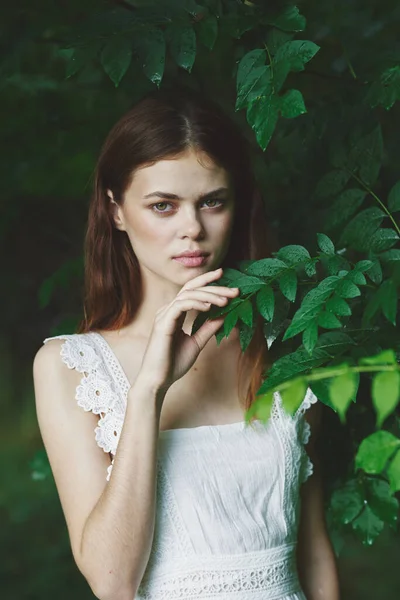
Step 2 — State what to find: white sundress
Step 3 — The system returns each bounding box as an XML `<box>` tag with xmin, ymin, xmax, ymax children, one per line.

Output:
<box><xmin>43</xmin><ymin>331</ymin><xmax>318</xmax><ymax>600</ymax></box>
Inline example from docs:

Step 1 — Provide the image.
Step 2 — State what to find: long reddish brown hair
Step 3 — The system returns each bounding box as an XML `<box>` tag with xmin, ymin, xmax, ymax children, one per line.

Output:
<box><xmin>77</xmin><ymin>86</ymin><xmax>275</xmax><ymax>414</ymax></box>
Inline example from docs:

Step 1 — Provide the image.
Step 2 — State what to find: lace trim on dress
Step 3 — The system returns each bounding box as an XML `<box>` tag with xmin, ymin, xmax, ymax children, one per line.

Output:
<box><xmin>43</xmin><ymin>334</ymin><xmax>126</xmax><ymax>481</ymax></box>
<box><xmin>138</xmin><ymin>542</ymin><xmax>301</xmax><ymax>599</ymax></box>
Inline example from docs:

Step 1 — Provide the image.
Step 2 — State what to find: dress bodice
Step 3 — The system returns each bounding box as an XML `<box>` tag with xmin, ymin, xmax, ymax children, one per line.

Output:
<box><xmin>43</xmin><ymin>332</ymin><xmax>317</xmax><ymax>599</ymax></box>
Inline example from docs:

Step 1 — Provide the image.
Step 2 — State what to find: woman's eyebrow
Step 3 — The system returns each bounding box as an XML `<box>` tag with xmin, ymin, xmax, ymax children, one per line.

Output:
<box><xmin>143</xmin><ymin>187</ymin><xmax>229</xmax><ymax>201</ymax></box>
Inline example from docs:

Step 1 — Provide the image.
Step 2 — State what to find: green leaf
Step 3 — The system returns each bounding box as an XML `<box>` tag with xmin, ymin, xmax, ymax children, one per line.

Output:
<box><xmin>365</xmin><ymin>257</ymin><xmax>383</xmax><ymax>284</ymax></box>
<box><xmin>366</xmin><ymin>478</ymin><xmax>399</xmax><ymax>525</ymax></box>
<box><xmin>318</xmin><ymin>311</ymin><xmax>342</xmax><ymax>329</ymax></box>
<box><xmin>388</xmin><ymin>181</ymin><xmax>400</xmax><ymax>213</ymax></box>
<box><xmin>238</xmin><ymin>299</ymin><xmax>253</xmax><ymax>328</ymax></box>
<box><xmin>348</xmin><ymin>125</ymin><xmax>384</xmax><ymax>186</ymax></box>
<box><xmin>347</xmin><ymin>270</ymin><xmax>366</xmax><ymax>286</ymax></box>
<box><xmin>302</xmin><ymin>320</ymin><xmax>318</xmax><ymax>355</ymax></box>
<box><xmin>317</xmin><ymin>233</ymin><xmax>335</xmax><ymax>255</ymax></box>
<box><xmin>239</xmin><ymin>320</ymin><xmax>255</xmax><ymax>352</ymax></box>
<box><xmin>279</xmin><ymin>89</ymin><xmax>306</xmax><ymax>118</ymax></box>
<box><xmin>324</xmin><ymin>189</ymin><xmax>368</xmax><ymax>231</ymax></box>
<box><xmin>223</xmin><ymin>304</ymin><xmax>241</xmax><ymax>338</ymax></box>
<box><xmin>360</xmin><ymin>349</ymin><xmax>397</xmax><ymax>366</ymax></box>
<box><xmin>275</xmin><ymin>244</ymin><xmax>311</xmax><ymax>266</ymax></box>
<box><xmin>256</xmin><ymin>286</ymin><xmax>275</xmax><ymax>322</ymax></box>
<box><xmin>101</xmin><ymin>35</ymin><xmax>133</xmax><ymax>86</ymax></box>
<box><xmin>236</xmin><ymin>49</ymin><xmax>266</xmax><ymax>91</ymax></box>
<box><xmin>274</xmin><ymin>40</ymin><xmax>320</xmax><ymax>73</ymax></box>
<box><xmin>329</xmin><ymin>369</ymin><xmax>358</xmax><ymax>422</ymax></box>
<box><xmin>245</xmin><ymin>257</ymin><xmax>287</xmax><ymax>277</ymax></box>
<box><xmin>379</xmin><ymin>249</ymin><xmax>400</xmax><ymax>263</ymax></box>
<box><xmin>264</xmin><ymin>5</ymin><xmax>306</xmax><ymax>32</ymax></box>
<box><xmin>387</xmin><ymin>450</ymin><xmax>400</xmax><ymax>493</ymax></box>
<box><xmin>314</xmin><ymin>170</ymin><xmax>351</xmax><ymax>200</ymax></box>
<box><xmin>339</xmin><ymin>207</ymin><xmax>386</xmax><ymax>251</ymax></box>
<box><xmin>381</xmin><ymin>279</ymin><xmax>398</xmax><ymax>325</ymax></box>
<box><xmin>352</xmin><ymin>505</ymin><xmax>384</xmax><ymax>546</ymax></box>
<box><xmin>366</xmin><ymin>65</ymin><xmax>400</xmax><ymax>111</ymax></box>
<box><xmin>247</xmin><ymin>390</ymin><xmax>274</xmax><ymax>424</ymax></box>
<box><xmin>355</xmin><ymin>431</ymin><xmax>400</xmax><ymax>474</ymax></box>
<box><xmin>134</xmin><ymin>28</ymin><xmax>165</xmax><ymax>86</ymax></box>
<box><xmin>372</xmin><ymin>371</ymin><xmax>400</xmax><ymax>427</ymax></box>
<box><xmin>280</xmin><ymin>379</ymin><xmax>307</xmax><ymax>415</ymax></box>
<box><xmin>64</xmin><ymin>44</ymin><xmax>100</xmax><ymax>78</ymax></box>
<box><xmin>335</xmin><ymin>279</ymin><xmax>360</xmax><ymax>299</ymax></box>
<box><xmin>369</xmin><ymin>228</ymin><xmax>399</xmax><ymax>253</ymax></box>
<box><xmin>236</xmin><ymin>65</ymin><xmax>271</xmax><ymax>111</ymax></box>
<box><xmin>196</xmin><ymin>14</ymin><xmax>218</xmax><ymax>50</ymax></box>
<box><xmin>167</xmin><ymin>24</ymin><xmax>196</xmax><ymax>72</ymax></box>
<box><xmin>330</xmin><ymin>479</ymin><xmax>364</xmax><ymax>524</ymax></box>
<box><xmin>246</xmin><ymin>95</ymin><xmax>279</xmax><ymax>150</ymax></box>
<box><xmin>278</xmin><ymin>270</ymin><xmax>297</xmax><ymax>302</ymax></box>
<box><xmin>326</xmin><ymin>295</ymin><xmax>352</xmax><ymax>317</ymax></box>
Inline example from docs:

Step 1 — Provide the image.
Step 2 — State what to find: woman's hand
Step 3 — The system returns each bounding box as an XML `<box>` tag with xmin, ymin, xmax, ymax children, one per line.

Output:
<box><xmin>139</xmin><ymin>267</ymin><xmax>239</xmax><ymax>398</ymax></box>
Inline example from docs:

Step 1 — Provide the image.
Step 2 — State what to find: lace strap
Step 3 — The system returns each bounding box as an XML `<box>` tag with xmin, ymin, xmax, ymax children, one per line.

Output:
<box><xmin>43</xmin><ymin>334</ymin><xmax>123</xmax><ymax>481</ymax></box>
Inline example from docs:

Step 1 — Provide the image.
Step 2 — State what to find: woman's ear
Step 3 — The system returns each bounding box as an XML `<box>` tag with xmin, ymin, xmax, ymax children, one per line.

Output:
<box><xmin>107</xmin><ymin>189</ymin><xmax>126</xmax><ymax>231</ymax></box>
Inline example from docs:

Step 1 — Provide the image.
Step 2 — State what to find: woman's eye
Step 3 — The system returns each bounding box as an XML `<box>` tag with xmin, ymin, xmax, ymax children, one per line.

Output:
<box><xmin>151</xmin><ymin>198</ymin><xmax>224</xmax><ymax>214</ymax></box>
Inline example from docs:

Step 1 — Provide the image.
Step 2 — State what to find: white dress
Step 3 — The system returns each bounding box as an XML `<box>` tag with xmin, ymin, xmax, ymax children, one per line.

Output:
<box><xmin>43</xmin><ymin>331</ymin><xmax>317</xmax><ymax>600</ymax></box>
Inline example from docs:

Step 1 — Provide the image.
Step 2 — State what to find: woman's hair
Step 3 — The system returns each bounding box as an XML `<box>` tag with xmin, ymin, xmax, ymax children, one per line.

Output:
<box><xmin>77</xmin><ymin>85</ymin><xmax>274</xmax><ymax>415</ymax></box>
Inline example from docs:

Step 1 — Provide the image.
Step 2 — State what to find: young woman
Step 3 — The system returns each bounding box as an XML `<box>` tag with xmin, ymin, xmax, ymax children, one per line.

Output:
<box><xmin>33</xmin><ymin>87</ymin><xmax>340</xmax><ymax>600</ymax></box>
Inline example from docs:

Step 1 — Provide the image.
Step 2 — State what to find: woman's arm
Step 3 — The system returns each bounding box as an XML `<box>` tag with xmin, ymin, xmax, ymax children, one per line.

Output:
<box><xmin>296</xmin><ymin>401</ymin><xmax>341</xmax><ymax>600</ymax></box>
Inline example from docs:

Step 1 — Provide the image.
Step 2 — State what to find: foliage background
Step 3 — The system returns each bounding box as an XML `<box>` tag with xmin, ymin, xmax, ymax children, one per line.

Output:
<box><xmin>1</xmin><ymin>0</ymin><xmax>400</xmax><ymax>597</ymax></box>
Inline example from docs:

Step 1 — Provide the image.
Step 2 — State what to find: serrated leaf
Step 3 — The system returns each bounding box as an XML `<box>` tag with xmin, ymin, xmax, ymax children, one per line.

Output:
<box><xmin>317</xmin><ymin>233</ymin><xmax>335</xmax><ymax>255</ymax></box>
<box><xmin>134</xmin><ymin>28</ymin><xmax>165</xmax><ymax>86</ymax></box>
<box><xmin>379</xmin><ymin>249</ymin><xmax>400</xmax><ymax>262</ymax></box>
<box><xmin>372</xmin><ymin>371</ymin><xmax>400</xmax><ymax>427</ymax></box>
<box><xmin>278</xmin><ymin>270</ymin><xmax>297</xmax><ymax>302</ymax></box>
<box><xmin>302</xmin><ymin>320</ymin><xmax>318</xmax><ymax>354</ymax></box>
<box><xmin>387</xmin><ymin>450</ymin><xmax>400</xmax><ymax>492</ymax></box>
<box><xmin>347</xmin><ymin>270</ymin><xmax>366</xmax><ymax>285</ymax></box>
<box><xmin>388</xmin><ymin>181</ymin><xmax>400</xmax><ymax>212</ymax></box>
<box><xmin>256</xmin><ymin>286</ymin><xmax>275</xmax><ymax>322</ymax></box>
<box><xmin>196</xmin><ymin>14</ymin><xmax>218</xmax><ymax>50</ymax></box>
<box><xmin>280</xmin><ymin>379</ymin><xmax>307</xmax><ymax>415</ymax></box>
<box><xmin>279</xmin><ymin>89</ymin><xmax>306</xmax><ymax>118</ymax></box>
<box><xmin>329</xmin><ymin>369</ymin><xmax>358</xmax><ymax>422</ymax></box>
<box><xmin>348</xmin><ymin>125</ymin><xmax>384</xmax><ymax>186</ymax></box>
<box><xmin>65</xmin><ymin>44</ymin><xmax>100</xmax><ymax>78</ymax></box>
<box><xmin>101</xmin><ymin>35</ymin><xmax>133</xmax><ymax>86</ymax></box>
<box><xmin>355</xmin><ymin>431</ymin><xmax>400</xmax><ymax>473</ymax></box>
<box><xmin>223</xmin><ymin>304</ymin><xmax>241</xmax><ymax>338</ymax></box>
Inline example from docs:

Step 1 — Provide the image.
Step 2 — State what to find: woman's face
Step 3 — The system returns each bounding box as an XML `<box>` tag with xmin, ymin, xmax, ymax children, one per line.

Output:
<box><xmin>109</xmin><ymin>147</ymin><xmax>235</xmax><ymax>285</ymax></box>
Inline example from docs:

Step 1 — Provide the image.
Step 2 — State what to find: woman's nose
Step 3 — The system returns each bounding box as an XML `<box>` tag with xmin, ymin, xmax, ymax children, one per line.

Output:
<box><xmin>180</xmin><ymin>208</ymin><xmax>205</xmax><ymax>238</ymax></box>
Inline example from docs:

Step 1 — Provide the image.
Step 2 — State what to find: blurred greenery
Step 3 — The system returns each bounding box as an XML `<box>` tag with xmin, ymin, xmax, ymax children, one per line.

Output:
<box><xmin>1</xmin><ymin>0</ymin><xmax>400</xmax><ymax>597</ymax></box>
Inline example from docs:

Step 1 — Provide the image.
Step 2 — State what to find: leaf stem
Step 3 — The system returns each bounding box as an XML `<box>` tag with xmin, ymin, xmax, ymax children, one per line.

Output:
<box><xmin>347</xmin><ymin>169</ymin><xmax>400</xmax><ymax>236</ymax></box>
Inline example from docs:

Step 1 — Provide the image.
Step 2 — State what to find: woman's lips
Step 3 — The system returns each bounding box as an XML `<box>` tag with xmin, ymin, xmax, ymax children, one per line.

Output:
<box><xmin>173</xmin><ymin>255</ymin><xmax>208</xmax><ymax>267</ymax></box>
